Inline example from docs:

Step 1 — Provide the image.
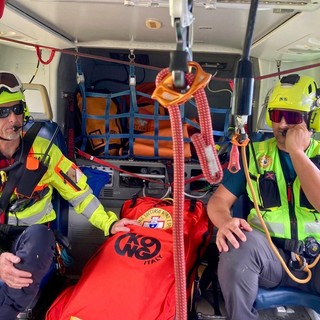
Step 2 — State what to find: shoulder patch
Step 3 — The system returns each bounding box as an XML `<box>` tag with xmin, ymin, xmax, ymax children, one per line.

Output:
<box><xmin>258</xmin><ymin>155</ymin><xmax>273</xmax><ymax>169</ymax></box>
<box><xmin>66</xmin><ymin>167</ymin><xmax>83</xmax><ymax>184</ymax></box>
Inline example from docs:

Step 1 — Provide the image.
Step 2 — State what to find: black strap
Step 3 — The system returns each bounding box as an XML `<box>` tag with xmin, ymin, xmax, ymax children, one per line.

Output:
<box><xmin>66</xmin><ymin>94</ymin><xmax>76</xmax><ymax>161</ymax></box>
<box><xmin>188</xmin><ymin>198</ymin><xmax>197</xmax><ymax>212</ymax></box>
<box><xmin>0</xmin><ymin>122</ymin><xmax>43</xmax><ymax>222</ymax></box>
<box><xmin>272</xmin><ymin>237</ymin><xmax>304</xmax><ymax>255</ymax></box>
<box><xmin>248</xmin><ymin>138</ymin><xmax>261</xmax><ymax>175</ymax></box>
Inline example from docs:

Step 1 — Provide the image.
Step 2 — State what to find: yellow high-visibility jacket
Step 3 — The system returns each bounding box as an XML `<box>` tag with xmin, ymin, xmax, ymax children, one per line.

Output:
<box><xmin>6</xmin><ymin>135</ymin><xmax>118</xmax><ymax>236</ymax></box>
<box><xmin>246</xmin><ymin>137</ymin><xmax>320</xmax><ymax>242</ymax></box>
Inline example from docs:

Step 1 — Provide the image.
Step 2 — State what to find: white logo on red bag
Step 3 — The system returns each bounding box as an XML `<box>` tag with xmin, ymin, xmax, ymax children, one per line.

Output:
<box><xmin>137</xmin><ymin>208</ymin><xmax>172</xmax><ymax>229</ymax></box>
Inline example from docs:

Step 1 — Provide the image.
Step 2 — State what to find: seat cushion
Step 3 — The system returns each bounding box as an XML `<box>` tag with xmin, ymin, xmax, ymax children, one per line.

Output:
<box><xmin>254</xmin><ymin>286</ymin><xmax>320</xmax><ymax>314</ymax></box>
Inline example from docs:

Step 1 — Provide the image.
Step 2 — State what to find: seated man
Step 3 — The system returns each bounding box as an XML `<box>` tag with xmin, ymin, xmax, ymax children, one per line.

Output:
<box><xmin>0</xmin><ymin>71</ymin><xmax>139</xmax><ymax>320</ymax></box>
<box><xmin>207</xmin><ymin>74</ymin><xmax>320</xmax><ymax>320</ymax></box>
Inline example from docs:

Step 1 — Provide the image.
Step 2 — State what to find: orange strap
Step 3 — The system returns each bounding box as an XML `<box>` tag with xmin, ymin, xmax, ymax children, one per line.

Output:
<box><xmin>228</xmin><ymin>133</ymin><xmax>250</xmax><ymax>174</ymax></box>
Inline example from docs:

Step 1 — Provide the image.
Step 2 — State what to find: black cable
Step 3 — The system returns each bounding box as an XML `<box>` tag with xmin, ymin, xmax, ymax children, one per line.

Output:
<box><xmin>242</xmin><ymin>0</ymin><xmax>259</xmax><ymax>60</ymax></box>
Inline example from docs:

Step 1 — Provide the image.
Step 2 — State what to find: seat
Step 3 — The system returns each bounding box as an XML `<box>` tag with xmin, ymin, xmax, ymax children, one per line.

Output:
<box><xmin>254</xmin><ymin>287</ymin><xmax>320</xmax><ymax>313</ymax></box>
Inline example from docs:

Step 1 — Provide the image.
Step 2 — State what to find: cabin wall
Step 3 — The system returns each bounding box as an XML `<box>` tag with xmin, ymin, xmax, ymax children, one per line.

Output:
<box><xmin>56</xmin><ymin>47</ymin><xmax>245</xmax><ymax>274</ymax></box>
<box><xmin>2</xmin><ymin>43</ymin><xmax>320</xmax><ymax>275</ymax></box>
<box><xmin>57</xmin><ymin>48</ymin><xmax>241</xmax><ymax>127</ymax></box>
<box><xmin>0</xmin><ymin>43</ymin><xmax>61</xmax><ymax>121</ymax></box>
<box><xmin>3</xmin><ymin>43</ymin><xmax>319</xmax><ymax>138</ymax></box>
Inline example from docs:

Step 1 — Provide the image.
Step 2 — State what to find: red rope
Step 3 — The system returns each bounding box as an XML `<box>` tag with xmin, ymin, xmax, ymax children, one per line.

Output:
<box><xmin>0</xmin><ymin>36</ymin><xmax>162</xmax><ymax>71</ymax></box>
<box><xmin>76</xmin><ymin>149</ymin><xmax>171</xmax><ymax>187</ymax></box>
<box><xmin>0</xmin><ymin>36</ymin><xmax>319</xmax><ymax>79</ymax></box>
<box><xmin>76</xmin><ymin>149</ymin><xmax>204</xmax><ymax>188</ymax></box>
<box><xmin>255</xmin><ymin>63</ymin><xmax>320</xmax><ymax>80</ymax></box>
<box><xmin>155</xmin><ymin>68</ymin><xmax>187</xmax><ymax>320</ymax></box>
<box><xmin>0</xmin><ymin>0</ymin><xmax>4</xmax><ymax>19</ymax></box>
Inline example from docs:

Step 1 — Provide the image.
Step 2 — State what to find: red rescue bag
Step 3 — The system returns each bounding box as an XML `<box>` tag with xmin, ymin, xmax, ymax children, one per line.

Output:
<box><xmin>46</xmin><ymin>197</ymin><xmax>212</xmax><ymax>320</ymax></box>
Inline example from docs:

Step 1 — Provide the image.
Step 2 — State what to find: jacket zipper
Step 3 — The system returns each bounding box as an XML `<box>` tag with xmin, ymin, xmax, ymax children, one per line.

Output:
<box><xmin>312</xmin><ymin>212</ymin><xmax>319</xmax><ymax>223</ymax></box>
<box><xmin>287</xmin><ymin>182</ymin><xmax>298</xmax><ymax>240</ymax></box>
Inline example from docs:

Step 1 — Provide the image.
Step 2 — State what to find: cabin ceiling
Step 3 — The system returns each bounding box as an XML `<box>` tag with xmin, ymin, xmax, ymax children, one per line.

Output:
<box><xmin>0</xmin><ymin>0</ymin><xmax>320</xmax><ymax>63</ymax></box>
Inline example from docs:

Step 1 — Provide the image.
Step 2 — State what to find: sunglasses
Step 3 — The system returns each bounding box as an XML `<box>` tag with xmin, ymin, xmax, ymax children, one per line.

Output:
<box><xmin>0</xmin><ymin>103</ymin><xmax>24</xmax><ymax>118</ymax></box>
<box><xmin>0</xmin><ymin>71</ymin><xmax>23</xmax><ymax>94</ymax></box>
<box><xmin>269</xmin><ymin>110</ymin><xmax>307</xmax><ymax>125</ymax></box>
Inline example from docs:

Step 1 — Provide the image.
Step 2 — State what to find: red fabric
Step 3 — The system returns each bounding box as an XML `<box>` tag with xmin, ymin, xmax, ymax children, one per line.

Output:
<box><xmin>46</xmin><ymin>197</ymin><xmax>212</xmax><ymax>320</ymax></box>
<box><xmin>0</xmin><ymin>158</ymin><xmax>14</xmax><ymax>169</ymax></box>
<box><xmin>0</xmin><ymin>0</ymin><xmax>4</xmax><ymax>19</ymax></box>
<box><xmin>0</xmin><ymin>157</ymin><xmax>14</xmax><ymax>223</ymax></box>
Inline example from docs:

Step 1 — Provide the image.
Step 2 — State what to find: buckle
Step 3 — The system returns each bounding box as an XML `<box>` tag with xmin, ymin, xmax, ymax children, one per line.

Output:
<box><xmin>289</xmin><ymin>253</ymin><xmax>307</xmax><ymax>272</ymax></box>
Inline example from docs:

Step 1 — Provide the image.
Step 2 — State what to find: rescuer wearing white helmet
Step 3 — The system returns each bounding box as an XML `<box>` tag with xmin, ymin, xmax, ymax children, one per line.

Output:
<box><xmin>0</xmin><ymin>71</ymin><xmax>140</xmax><ymax>320</ymax></box>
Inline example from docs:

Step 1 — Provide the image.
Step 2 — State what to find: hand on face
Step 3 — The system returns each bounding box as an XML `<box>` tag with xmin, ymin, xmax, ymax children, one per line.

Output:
<box><xmin>272</xmin><ymin>113</ymin><xmax>311</xmax><ymax>153</ymax></box>
<box><xmin>285</xmin><ymin>122</ymin><xmax>312</xmax><ymax>154</ymax></box>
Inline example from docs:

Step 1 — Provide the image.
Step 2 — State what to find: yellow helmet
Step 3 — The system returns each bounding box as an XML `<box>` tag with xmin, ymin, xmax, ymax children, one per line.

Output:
<box><xmin>0</xmin><ymin>71</ymin><xmax>30</xmax><ymax>122</ymax></box>
<box><xmin>266</xmin><ymin>74</ymin><xmax>318</xmax><ymax>127</ymax></box>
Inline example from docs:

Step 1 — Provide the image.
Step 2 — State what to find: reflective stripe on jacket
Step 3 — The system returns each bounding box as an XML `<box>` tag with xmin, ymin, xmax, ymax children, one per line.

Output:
<box><xmin>246</xmin><ymin>137</ymin><xmax>320</xmax><ymax>242</ymax></box>
<box><xmin>7</xmin><ymin>136</ymin><xmax>118</xmax><ymax>236</ymax></box>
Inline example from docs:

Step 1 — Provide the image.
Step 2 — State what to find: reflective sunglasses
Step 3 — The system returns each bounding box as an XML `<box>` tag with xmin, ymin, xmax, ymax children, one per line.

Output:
<box><xmin>269</xmin><ymin>109</ymin><xmax>307</xmax><ymax>125</ymax></box>
<box><xmin>0</xmin><ymin>71</ymin><xmax>23</xmax><ymax>94</ymax></box>
<box><xmin>0</xmin><ymin>103</ymin><xmax>24</xmax><ymax>118</ymax></box>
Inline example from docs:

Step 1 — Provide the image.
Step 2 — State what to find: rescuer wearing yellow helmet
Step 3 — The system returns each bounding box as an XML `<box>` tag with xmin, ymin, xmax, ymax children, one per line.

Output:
<box><xmin>207</xmin><ymin>74</ymin><xmax>320</xmax><ymax>320</ymax></box>
<box><xmin>0</xmin><ymin>71</ymin><xmax>140</xmax><ymax>320</ymax></box>
<box><xmin>266</xmin><ymin>73</ymin><xmax>320</xmax><ymax>128</ymax></box>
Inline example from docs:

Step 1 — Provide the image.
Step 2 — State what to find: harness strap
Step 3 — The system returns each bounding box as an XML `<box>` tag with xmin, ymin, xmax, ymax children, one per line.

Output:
<box><xmin>0</xmin><ymin>122</ymin><xmax>43</xmax><ymax>223</ymax></box>
<box><xmin>272</xmin><ymin>237</ymin><xmax>304</xmax><ymax>255</ymax></box>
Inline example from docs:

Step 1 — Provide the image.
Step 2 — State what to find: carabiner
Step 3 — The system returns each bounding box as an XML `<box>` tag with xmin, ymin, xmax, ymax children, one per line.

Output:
<box><xmin>289</xmin><ymin>255</ymin><xmax>307</xmax><ymax>272</ymax></box>
<box><xmin>230</xmin><ymin>133</ymin><xmax>249</xmax><ymax>147</ymax></box>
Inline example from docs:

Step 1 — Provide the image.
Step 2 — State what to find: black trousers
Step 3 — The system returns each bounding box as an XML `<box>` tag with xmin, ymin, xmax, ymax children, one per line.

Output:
<box><xmin>0</xmin><ymin>224</ymin><xmax>55</xmax><ymax>320</ymax></box>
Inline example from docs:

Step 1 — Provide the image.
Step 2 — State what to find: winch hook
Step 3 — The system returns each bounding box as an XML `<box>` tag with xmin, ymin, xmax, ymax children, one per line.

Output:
<box><xmin>169</xmin><ymin>0</ymin><xmax>194</xmax><ymax>91</ymax></box>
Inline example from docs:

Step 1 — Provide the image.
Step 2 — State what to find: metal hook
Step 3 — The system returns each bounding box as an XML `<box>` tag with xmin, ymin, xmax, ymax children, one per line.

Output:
<box><xmin>128</xmin><ymin>49</ymin><xmax>136</xmax><ymax>64</ymax></box>
<box><xmin>169</xmin><ymin>0</ymin><xmax>194</xmax><ymax>91</ymax></box>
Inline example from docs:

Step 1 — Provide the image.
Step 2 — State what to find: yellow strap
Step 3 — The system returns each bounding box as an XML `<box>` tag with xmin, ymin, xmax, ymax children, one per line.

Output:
<box><xmin>0</xmin><ymin>171</ymin><xmax>7</xmax><ymax>183</ymax></box>
<box><xmin>162</xmin><ymin>197</ymin><xmax>173</xmax><ymax>203</ymax></box>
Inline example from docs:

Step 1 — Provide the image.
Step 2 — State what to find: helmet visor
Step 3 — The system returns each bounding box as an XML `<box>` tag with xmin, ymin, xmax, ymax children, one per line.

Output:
<box><xmin>0</xmin><ymin>72</ymin><xmax>23</xmax><ymax>94</ymax></box>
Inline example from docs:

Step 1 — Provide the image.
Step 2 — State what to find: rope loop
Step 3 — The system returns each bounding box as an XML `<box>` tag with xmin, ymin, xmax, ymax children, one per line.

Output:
<box><xmin>35</xmin><ymin>45</ymin><xmax>56</xmax><ymax>65</ymax></box>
